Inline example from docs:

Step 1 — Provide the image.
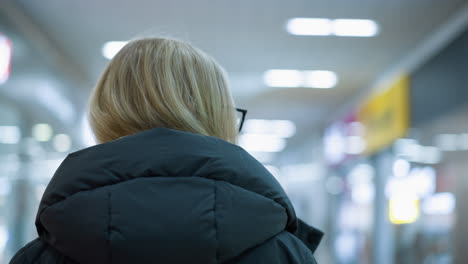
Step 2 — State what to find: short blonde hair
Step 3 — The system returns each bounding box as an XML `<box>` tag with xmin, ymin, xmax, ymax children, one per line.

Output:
<box><xmin>89</xmin><ymin>38</ymin><xmax>237</xmax><ymax>144</ymax></box>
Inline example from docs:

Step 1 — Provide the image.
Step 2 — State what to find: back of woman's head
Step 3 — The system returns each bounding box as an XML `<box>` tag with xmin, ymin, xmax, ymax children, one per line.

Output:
<box><xmin>89</xmin><ymin>38</ymin><xmax>237</xmax><ymax>144</ymax></box>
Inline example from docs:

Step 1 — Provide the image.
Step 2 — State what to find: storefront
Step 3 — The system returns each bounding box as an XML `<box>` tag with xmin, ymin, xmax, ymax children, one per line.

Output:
<box><xmin>324</xmin><ymin>24</ymin><xmax>468</xmax><ymax>264</ymax></box>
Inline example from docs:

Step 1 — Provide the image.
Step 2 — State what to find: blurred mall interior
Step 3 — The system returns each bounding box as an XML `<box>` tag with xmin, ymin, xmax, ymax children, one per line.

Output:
<box><xmin>1</xmin><ymin>0</ymin><xmax>468</xmax><ymax>263</ymax></box>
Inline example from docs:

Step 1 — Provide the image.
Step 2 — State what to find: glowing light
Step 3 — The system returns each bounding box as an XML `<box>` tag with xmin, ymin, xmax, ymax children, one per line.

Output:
<box><xmin>286</xmin><ymin>18</ymin><xmax>332</xmax><ymax>36</ymax></box>
<box><xmin>303</xmin><ymin>70</ymin><xmax>338</xmax><ymax>88</ymax></box>
<box><xmin>0</xmin><ymin>34</ymin><xmax>12</xmax><ymax>84</ymax></box>
<box><xmin>102</xmin><ymin>41</ymin><xmax>128</xmax><ymax>59</ymax></box>
<box><xmin>348</xmin><ymin>164</ymin><xmax>375</xmax><ymax>204</ymax></box>
<box><xmin>352</xmin><ymin>183</ymin><xmax>375</xmax><ymax>204</ymax></box>
<box><xmin>409</xmin><ymin>167</ymin><xmax>436</xmax><ymax>198</ymax></box>
<box><xmin>239</xmin><ymin>134</ymin><xmax>286</xmax><ymax>152</ymax></box>
<box><xmin>332</xmin><ymin>19</ymin><xmax>379</xmax><ymax>37</ymax></box>
<box><xmin>324</xmin><ymin>124</ymin><xmax>346</xmax><ymax>164</ymax></box>
<box><xmin>32</xmin><ymin>124</ymin><xmax>53</xmax><ymax>142</ymax></box>
<box><xmin>243</xmin><ymin>119</ymin><xmax>296</xmax><ymax>138</ymax></box>
<box><xmin>389</xmin><ymin>194</ymin><xmax>419</xmax><ymax>224</ymax></box>
<box><xmin>386</xmin><ymin>166</ymin><xmax>436</xmax><ymax>199</ymax></box>
<box><xmin>423</xmin><ymin>192</ymin><xmax>456</xmax><ymax>215</ymax></box>
<box><xmin>393</xmin><ymin>159</ymin><xmax>410</xmax><ymax>178</ymax></box>
<box><xmin>53</xmin><ymin>134</ymin><xmax>72</xmax><ymax>152</ymax></box>
<box><xmin>263</xmin><ymin>70</ymin><xmax>303</xmax><ymax>87</ymax></box>
<box><xmin>0</xmin><ymin>126</ymin><xmax>21</xmax><ymax>144</ymax></box>
<box><xmin>286</xmin><ymin>18</ymin><xmax>379</xmax><ymax>37</ymax></box>
<box><xmin>263</xmin><ymin>70</ymin><xmax>338</xmax><ymax>88</ymax></box>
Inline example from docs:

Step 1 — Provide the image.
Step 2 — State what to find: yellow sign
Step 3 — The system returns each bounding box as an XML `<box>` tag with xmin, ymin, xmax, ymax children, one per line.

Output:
<box><xmin>357</xmin><ymin>75</ymin><xmax>410</xmax><ymax>154</ymax></box>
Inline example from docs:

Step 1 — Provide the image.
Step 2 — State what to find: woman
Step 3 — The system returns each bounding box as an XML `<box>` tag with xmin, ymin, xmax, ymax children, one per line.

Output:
<box><xmin>11</xmin><ymin>38</ymin><xmax>322</xmax><ymax>264</ymax></box>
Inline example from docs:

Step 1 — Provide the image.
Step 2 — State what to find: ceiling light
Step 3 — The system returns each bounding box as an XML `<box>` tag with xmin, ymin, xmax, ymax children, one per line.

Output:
<box><xmin>286</xmin><ymin>18</ymin><xmax>332</xmax><ymax>36</ymax></box>
<box><xmin>0</xmin><ymin>34</ymin><xmax>12</xmax><ymax>84</ymax></box>
<box><xmin>0</xmin><ymin>126</ymin><xmax>21</xmax><ymax>144</ymax></box>
<box><xmin>243</xmin><ymin>119</ymin><xmax>296</xmax><ymax>138</ymax></box>
<box><xmin>304</xmin><ymin>70</ymin><xmax>338</xmax><ymax>88</ymax></box>
<box><xmin>239</xmin><ymin>134</ymin><xmax>286</xmax><ymax>152</ymax></box>
<box><xmin>32</xmin><ymin>124</ymin><xmax>53</xmax><ymax>142</ymax></box>
<box><xmin>53</xmin><ymin>134</ymin><xmax>72</xmax><ymax>152</ymax></box>
<box><xmin>332</xmin><ymin>19</ymin><xmax>379</xmax><ymax>37</ymax></box>
<box><xmin>263</xmin><ymin>70</ymin><xmax>303</xmax><ymax>87</ymax></box>
<box><xmin>286</xmin><ymin>18</ymin><xmax>379</xmax><ymax>37</ymax></box>
<box><xmin>102</xmin><ymin>41</ymin><xmax>128</xmax><ymax>60</ymax></box>
<box><xmin>263</xmin><ymin>69</ymin><xmax>338</xmax><ymax>88</ymax></box>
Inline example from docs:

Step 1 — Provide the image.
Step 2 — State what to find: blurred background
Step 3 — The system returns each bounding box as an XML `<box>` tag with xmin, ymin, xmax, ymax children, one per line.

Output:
<box><xmin>1</xmin><ymin>0</ymin><xmax>468</xmax><ymax>263</ymax></box>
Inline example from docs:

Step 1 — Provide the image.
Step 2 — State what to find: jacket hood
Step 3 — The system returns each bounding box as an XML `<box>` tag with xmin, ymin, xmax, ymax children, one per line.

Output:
<box><xmin>36</xmin><ymin>128</ymin><xmax>297</xmax><ymax>264</ymax></box>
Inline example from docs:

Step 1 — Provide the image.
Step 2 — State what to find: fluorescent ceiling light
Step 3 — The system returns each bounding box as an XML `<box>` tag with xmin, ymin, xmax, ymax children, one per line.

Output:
<box><xmin>264</xmin><ymin>70</ymin><xmax>303</xmax><ymax>87</ymax></box>
<box><xmin>239</xmin><ymin>134</ymin><xmax>286</xmax><ymax>152</ymax></box>
<box><xmin>263</xmin><ymin>69</ymin><xmax>338</xmax><ymax>88</ymax></box>
<box><xmin>33</xmin><ymin>124</ymin><xmax>53</xmax><ymax>142</ymax></box>
<box><xmin>243</xmin><ymin>119</ymin><xmax>296</xmax><ymax>138</ymax></box>
<box><xmin>286</xmin><ymin>18</ymin><xmax>332</xmax><ymax>36</ymax></box>
<box><xmin>304</xmin><ymin>70</ymin><xmax>338</xmax><ymax>89</ymax></box>
<box><xmin>332</xmin><ymin>19</ymin><xmax>379</xmax><ymax>37</ymax></box>
<box><xmin>286</xmin><ymin>18</ymin><xmax>379</xmax><ymax>37</ymax></box>
<box><xmin>102</xmin><ymin>41</ymin><xmax>128</xmax><ymax>59</ymax></box>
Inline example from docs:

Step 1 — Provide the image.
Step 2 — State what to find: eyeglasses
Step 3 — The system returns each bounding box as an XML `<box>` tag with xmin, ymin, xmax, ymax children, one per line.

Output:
<box><xmin>236</xmin><ymin>108</ymin><xmax>247</xmax><ymax>132</ymax></box>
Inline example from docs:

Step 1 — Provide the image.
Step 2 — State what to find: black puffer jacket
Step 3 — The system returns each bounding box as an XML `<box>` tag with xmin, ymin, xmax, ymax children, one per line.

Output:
<box><xmin>10</xmin><ymin>128</ymin><xmax>322</xmax><ymax>264</ymax></box>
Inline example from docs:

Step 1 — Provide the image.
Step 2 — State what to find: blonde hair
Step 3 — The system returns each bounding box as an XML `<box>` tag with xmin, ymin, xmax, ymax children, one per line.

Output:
<box><xmin>89</xmin><ymin>38</ymin><xmax>238</xmax><ymax>144</ymax></box>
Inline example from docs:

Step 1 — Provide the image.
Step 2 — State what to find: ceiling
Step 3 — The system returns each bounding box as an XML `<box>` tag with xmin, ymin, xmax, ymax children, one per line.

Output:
<box><xmin>7</xmin><ymin>0</ymin><xmax>468</xmax><ymax>162</ymax></box>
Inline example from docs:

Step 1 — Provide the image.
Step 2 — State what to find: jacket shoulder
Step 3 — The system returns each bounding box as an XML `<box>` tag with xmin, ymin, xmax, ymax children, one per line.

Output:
<box><xmin>10</xmin><ymin>238</ymin><xmax>77</xmax><ymax>264</ymax></box>
<box><xmin>226</xmin><ymin>231</ymin><xmax>317</xmax><ymax>264</ymax></box>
